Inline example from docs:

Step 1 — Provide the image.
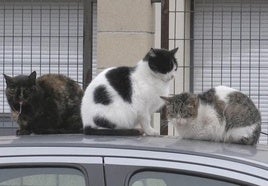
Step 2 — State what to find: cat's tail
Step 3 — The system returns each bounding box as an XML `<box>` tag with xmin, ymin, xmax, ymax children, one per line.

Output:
<box><xmin>30</xmin><ymin>128</ymin><xmax>83</xmax><ymax>134</ymax></box>
<box><xmin>84</xmin><ymin>126</ymin><xmax>144</xmax><ymax>136</ymax></box>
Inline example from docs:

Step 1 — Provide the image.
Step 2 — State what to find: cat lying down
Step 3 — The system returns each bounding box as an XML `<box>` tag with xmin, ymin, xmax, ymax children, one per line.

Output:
<box><xmin>4</xmin><ymin>71</ymin><xmax>83</xmax><ymax>135</ymax></box>
<box><xmin>161</xmin><ymin>86</ymin><xmax>261</xmax><ymax>145</ymax></box>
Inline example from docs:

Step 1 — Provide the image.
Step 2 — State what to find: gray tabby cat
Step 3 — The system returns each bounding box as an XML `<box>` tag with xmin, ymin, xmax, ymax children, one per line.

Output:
<box><xmin>161</xmin><ymin>86</ymin><xmax>261</xmax><ymax>145</ymax></box>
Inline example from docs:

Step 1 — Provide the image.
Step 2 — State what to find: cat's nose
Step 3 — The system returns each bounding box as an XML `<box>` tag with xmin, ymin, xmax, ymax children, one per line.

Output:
<box><xmin>19</xmin><ymin>89</ymin><xmax>24</xmax><ymax>99</ymax></box>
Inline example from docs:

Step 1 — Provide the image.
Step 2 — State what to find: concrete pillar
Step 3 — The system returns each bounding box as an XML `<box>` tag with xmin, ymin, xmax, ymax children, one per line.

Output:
<box><xmin>97</xmin><ymin>0</ymin><xmax>155</xmax><ymax>71</ymax></box>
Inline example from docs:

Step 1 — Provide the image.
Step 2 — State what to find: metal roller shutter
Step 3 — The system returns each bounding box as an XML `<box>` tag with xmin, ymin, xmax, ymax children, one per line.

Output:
<box><xmin>0</xmin><ymin>0</ymin><xmax>97</xmax><ymax>133</ymax></box>
<box><xmin>193</xmin><ymin>0</ymin><xmax>267</xmax><ymax>144</ymax></box>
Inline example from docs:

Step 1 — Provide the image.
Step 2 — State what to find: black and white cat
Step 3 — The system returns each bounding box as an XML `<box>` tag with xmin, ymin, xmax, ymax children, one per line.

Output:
<box><xmin>161</xmin><ymin>86</ymin><xmax>261</xmax><ymax>145</ymax></box>
<box><xmin>81</xmin><ymin>48</ymin><xmax>178</xmax><ymax>135</ymax></box>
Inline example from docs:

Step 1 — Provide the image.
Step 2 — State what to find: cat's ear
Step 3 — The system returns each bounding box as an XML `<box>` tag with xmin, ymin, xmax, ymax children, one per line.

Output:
<box><xmin>189</xmin><ymin>94</ymin><xmax>199</xmax><ymax>107</ymax></box>
<box><xmin>143</xmin><ymin>48</ymin><xmax>156</xmax><ymax>61</ymax></box>
<box><xmin>28</xmin><ymin>71</ymin><xmax>37</xmax><ymax>84</ymax></box>
<box><xmin>148</xmin><ymin>48</ymin><xmax>157</xmax><ymax>58</ymax></box>
<box><xmin>29</xmin><ymin>71</ymin><xmax>37</xmax><ymax>80</ymax></box>
<box><xmin>160</xmin><ymin>96</ymin><xmax>172</xmax><ymax>104</ymax></box>
<box><xmin>3</xmin><ymin>74</ymin><xmax>12</xmax><ymax>86</ymax></box>
<box><xmin>170</xmin><ymin>47</ymin><xmax>178</xmax><ymax>56</ymax></box>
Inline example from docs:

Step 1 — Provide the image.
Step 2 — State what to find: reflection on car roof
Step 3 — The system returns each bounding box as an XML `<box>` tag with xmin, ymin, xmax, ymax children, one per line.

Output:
<box><xmin>0</xmin><ymin>134</ymin><xmax>268</xmax><ymax>165</ymax></box>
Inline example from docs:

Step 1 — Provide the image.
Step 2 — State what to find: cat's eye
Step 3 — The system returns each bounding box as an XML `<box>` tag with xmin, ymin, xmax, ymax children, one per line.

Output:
<box><xmin>8</xmin><ymin>88</ymin><xmax>16</xmax><ymax>93</ymax></box>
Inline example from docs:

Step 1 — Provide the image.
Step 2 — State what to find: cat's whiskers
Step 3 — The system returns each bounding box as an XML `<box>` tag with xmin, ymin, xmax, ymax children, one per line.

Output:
<box><xmin>10</xmin><ymin>104</ymin><xmax>21</xmax><ymax>122</ymax></box>
<box><xmin>13</xmin><ymin>102</ymin><xmax>23</xmax><ymax>115</ymax></box>
<box><xmin>19</xmin><ymin>102</ymin><xmax>23</xmax><ymax>115</ymax></box>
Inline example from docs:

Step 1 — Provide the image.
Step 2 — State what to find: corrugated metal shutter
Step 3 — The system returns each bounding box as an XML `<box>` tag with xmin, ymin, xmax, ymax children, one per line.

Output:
<box><xmin>92</xmin><ymin>2</ymin><xmax>97</xmax><ymax>78</ymax></box>
<box><xmin>193</xmin><ymin>0</ymin><xmax>267</xmax><ymax>144</ymax></box>
<box><xmin>0</xmin><ymin>0</ymin><xmax>97</xmax><ymax>132</ymax></box>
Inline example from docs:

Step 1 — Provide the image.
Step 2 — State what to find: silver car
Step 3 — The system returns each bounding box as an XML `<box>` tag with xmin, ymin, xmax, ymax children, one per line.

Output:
<box><xmin>0</xmin><ymin>134</ymin><xmax>267</xmax><ymax>186</ymax></box>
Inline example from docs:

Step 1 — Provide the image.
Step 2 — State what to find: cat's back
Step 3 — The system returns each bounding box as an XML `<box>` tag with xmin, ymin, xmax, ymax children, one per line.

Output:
<box><xmin>214</xmin><ymin>85</ymin><xmax>237</xmax><ymax>102</ymax></box>
<box><xmin>198</xmin><ymin>86</ymin><xmax>234</xmax><ymax>105</ymax></box>
<box><xmin>202</xmin><ymin>85</ymin><xmax>254</xmax><ymax>106</ymax></box>
<box><xmin>214</xmin><ymin>85</ymin><xmax>254</xmax><ymax>105</ymax></box>
<box><xmin>83</xmin><ymin>67</ymin><xmax>121</xmax><ymax>94</ymax></box>
<box><xmin>83</xmin><ymin>66</ymin><xmax>134</xmax><ymax>102</ymax></box>
<box><xmin>37</xmin><ymin>74</ymin><xmax>83</xmax><ymax>99</ymax></box>
<box><xmin>81</xmin><ymin>66</ymin><xmax>138</xmax><ymax>129</ymax></box>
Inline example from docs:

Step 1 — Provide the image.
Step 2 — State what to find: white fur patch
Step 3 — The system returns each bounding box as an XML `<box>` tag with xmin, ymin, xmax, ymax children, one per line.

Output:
<box><xmin>214</xmin><ymin>85</ymin><xmax>237</xmax><ymax>102</ymax></box>
<box><xmin>224</xmin><ymin>123</ymin><xmax>258</xmax><ymax>143</ymax></box>
<box><xmin>81</xmin><ymin>60</ymin><xmax>176</xmax><ymax>135</ymax></box>
<box><xmin>173</xmin><ymin>104</ymin><xmax>226</xmax><ymax>142</ymax></box>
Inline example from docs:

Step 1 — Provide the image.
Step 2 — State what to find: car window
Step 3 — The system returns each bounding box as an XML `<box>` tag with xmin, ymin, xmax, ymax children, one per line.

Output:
<box><xmin>0</xmin><ymin>167</ymin><xmax>86</xmax><ymax>186</ymax></box>
<box><xmin>129</xmin><ymin>171</ymin><xmax>240</xmax><ymax>186</ymax></box>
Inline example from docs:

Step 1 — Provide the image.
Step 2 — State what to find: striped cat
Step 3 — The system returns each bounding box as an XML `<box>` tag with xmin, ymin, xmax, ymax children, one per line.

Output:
<box><xmin>161</xmin><ymin>86</ymin><xmax>261</xmax><ymax>145</ymax></box>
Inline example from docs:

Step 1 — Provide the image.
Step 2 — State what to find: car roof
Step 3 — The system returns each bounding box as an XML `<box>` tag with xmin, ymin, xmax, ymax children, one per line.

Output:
<box><xmin>0</xmin><ymin>134</ymin><xmax>268</xmax><ymax>166</ymax></box>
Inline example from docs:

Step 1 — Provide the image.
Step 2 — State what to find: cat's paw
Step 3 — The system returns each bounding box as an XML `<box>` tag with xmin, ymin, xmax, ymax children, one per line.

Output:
<box><xmin>16</xmin><ymin>129</ymin><xmax>31</xmax><ymax>135</ymax></box>
<box><xmin>240</xmin><ymin>136</ymin><xmax>255</xmax><ymax>145</ymax></box>
<box><xmin>144</xmin><ymin>129</ymin><xmax>160</xmax><ymax>136</ymax></box>
<box><xmin>240</xmin><ymin>137</ymin><xmax>249</xmax><ymax>145</ymax></box>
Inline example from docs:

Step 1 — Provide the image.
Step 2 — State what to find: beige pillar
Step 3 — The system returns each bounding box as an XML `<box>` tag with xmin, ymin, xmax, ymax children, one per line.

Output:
<box><xmin>97</xmin><ymin>0</ymin><xmax>155</xmax><ymax>71</ymax></box>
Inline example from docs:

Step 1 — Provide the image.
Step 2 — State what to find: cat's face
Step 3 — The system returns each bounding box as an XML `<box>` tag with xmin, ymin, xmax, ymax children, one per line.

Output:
<box><xmin>4</xmin><ymin>71</ymin><xmax>37</xmax><ymax>106</ymax></box>
<box><xmin>144</xmin><ymin>48</ymin><xmax>178</xmax><ymax>78</ymax></box>
<box><xmin>161</xmin><ymin>93</ymin><xmax>199</xmax><ymax>121</ymax></box>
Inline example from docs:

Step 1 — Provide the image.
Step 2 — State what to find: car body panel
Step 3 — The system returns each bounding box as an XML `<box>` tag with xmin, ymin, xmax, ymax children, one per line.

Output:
<box><xmin>104</xmin><ymin>158</ymin><xmax>267</xmax><ymax>186</ymax></box>
<box><xmin>1</xmin><ymin>135</ymin><xmax>267</xmax><ymax>164</ymax></box>
<box><xmin>0</xmin><ymin>134</ymin><xmax>268</xmax><ymax>186</ymax></box>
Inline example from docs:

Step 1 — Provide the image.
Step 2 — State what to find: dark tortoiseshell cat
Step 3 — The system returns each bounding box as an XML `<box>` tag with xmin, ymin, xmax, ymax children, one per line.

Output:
<box><xmin>161</xmin><ymin>86</ymin><xmax>261</xmax><ymax>145</ymax></box>
<box><xmin>3</xmin><ymin>71</ymin><xmax>83</xmax><ymax>135</ymax></box>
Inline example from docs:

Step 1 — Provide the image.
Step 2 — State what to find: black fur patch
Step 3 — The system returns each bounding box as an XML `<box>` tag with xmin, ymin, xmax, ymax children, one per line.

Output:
<box><xmin>94</xmin><ymin>85</ymin><xmax>112</xmax><ymax>105</ymax></box>
<box><xmin>84</xmin><ymin>126</ymin><xmax>143</xmax><ymax>136</ymax></box>
<box><xmin>105</xmin><ymin>67</ymin><xmax>133</xmax><ymax>103</ymax></box>
<box><xmin>93</xmin><ymin>116</ymin><xmax>116</xmax><ymax>129</ymax></box>
<box><xmin>144</xmin><ymin>48</ymin><xmax>178</xmax><ymax>74</ymax></box>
